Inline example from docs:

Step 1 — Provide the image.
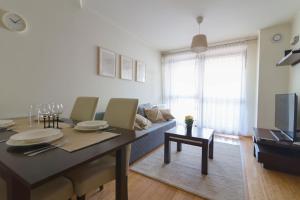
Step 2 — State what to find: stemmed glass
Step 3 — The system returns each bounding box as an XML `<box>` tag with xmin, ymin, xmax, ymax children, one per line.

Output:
<box><xmin>35</xmin><ymin>104</ymin><xmax>42</xmax><ymax>125</ymax></box>
<box><xmin>38</xmin><ymin>103</ymin><xmax>64</xmax><ymax>129</ymax></box>
<box><xmin>28</xmin><ymin>105</ymin><xmax>34</xmax><ymax>128</ymax></box>
<box><xmin>50</xmin><ymin>103</ymin><xmax>56</xmax><ymax>128</ymax></box>
<box><xmin>55</xmin><ymin>104</ymin><xmax>63</xmax><ymax>128</ymax></box>
<box><xmin>58</xmin><ymin>104</ymin><xmax>64</xmax><ymax>115</ymax></box>
<box><xmin>41</xmin><ymin>104</ymin><xmax>50</xmax><ymax>128</ymax></box>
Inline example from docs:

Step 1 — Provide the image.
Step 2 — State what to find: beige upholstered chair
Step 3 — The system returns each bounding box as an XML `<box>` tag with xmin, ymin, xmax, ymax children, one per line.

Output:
<box><xmin>70</xmin><ymin>97</ymin><xmax>99</xmax><ymax>122</ymax></box>
<box><xmin>0</xmin><ymin>176</ymin><xmax>73</xmax><ymax>200</ymax></box>
<box><xmin>66</xmin><ymin>98</ymin><xmax>138</xmax><ymax>200</ymax></box>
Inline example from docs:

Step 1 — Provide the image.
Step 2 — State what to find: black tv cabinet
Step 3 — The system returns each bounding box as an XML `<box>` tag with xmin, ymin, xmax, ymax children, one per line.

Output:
<box><xmin>253</xmin><ymin>128</ymin><xmax>300</xmax><ymax>175</ymax></box>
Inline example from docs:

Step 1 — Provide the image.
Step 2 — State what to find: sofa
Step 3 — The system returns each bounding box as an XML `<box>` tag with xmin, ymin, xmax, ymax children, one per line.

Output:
<box><xmin>95</xmin><ymin>103</ymin><xmax>176</xmax><ymax>164</ymax></box>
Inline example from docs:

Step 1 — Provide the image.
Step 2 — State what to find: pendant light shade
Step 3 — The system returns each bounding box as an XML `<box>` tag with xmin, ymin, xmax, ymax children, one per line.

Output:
<box><xmin>191</xmin><ymin>16</ymin><xmax>208</xmax><ymax>53</ymax></box>
<box><xmin>191</xmin><ymin>34</ymin><xmax>208</xmax><ymax>53</ymax></box>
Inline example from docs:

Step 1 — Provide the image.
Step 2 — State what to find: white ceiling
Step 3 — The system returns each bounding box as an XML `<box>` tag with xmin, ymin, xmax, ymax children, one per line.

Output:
<box><xmin>85</xmin><ymin>0</ymin><xmax>300</xmax><ymax>51</ymax></box>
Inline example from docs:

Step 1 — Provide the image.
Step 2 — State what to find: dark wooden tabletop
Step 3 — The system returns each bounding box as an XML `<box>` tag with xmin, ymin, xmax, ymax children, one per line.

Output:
<box><xmin>166</xmin><ymin>126</ymin><xmax>214</xmax><ymax>141</ymax></box>
<box><xmin>0</xmin><ymin>128</ymin><xmax>147</xmax><ymax>189</ymax></box>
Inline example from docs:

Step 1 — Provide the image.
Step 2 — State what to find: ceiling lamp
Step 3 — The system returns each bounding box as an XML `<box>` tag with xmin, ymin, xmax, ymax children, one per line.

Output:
<box><xmin>191</xmin><ymin>16</ymin><xmax>208</xmax><ymax>53</ymax></box>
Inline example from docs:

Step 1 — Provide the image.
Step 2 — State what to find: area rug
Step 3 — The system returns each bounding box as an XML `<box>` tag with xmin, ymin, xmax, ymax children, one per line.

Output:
<box><xmin>131</xmin><ymin>142</ymin><xmax>246</xmax><ymax>200</ymax></box>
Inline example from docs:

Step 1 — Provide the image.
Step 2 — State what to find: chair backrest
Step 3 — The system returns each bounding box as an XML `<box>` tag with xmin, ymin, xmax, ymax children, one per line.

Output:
<box><xmin>0</xmin><ymin>177</ymin><xmax>6</xmax><ymax>200</ymax></box>
<box><xmin>104</xmin><ymin>98</ymin><xmax>138</xmax><ymax>130</ymax></box>
<box><xmin>70</xmin><ymin>97</ymin><xmax>99</xmax><ymax>122</ymax></box>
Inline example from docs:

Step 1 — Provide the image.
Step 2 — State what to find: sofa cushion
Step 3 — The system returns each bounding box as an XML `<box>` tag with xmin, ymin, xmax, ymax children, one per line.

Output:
<box><xmin>144</xmin><ymin>108</ymin><xmax>166</xmax><ymax>123</ymax></box>
<box><xmin>159</xmin><ymin>109</ymin><xmax>175</xmax><ymax>121</ymax></box>
<box><xmin>135</xmin><ymin>120</ymin><xmax>176</xmax><ymax>135</ymax></box>
<box><xmin>137</xmin><ymin>103</ymin><xmax>152</xmax><ymax>117</ymax></box>
<box><xmin>134</xmin><ymin>122</ymin><xmax>143</xmax><ymax>130</ymax></box>
<box><xmin>135</xmin><ymin>114</ymin><xmax>152</xmax><ymax>129</ymax></box>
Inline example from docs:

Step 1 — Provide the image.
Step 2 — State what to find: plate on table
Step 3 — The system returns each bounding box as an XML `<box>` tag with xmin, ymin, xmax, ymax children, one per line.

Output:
<box><xmin>76</xmin><ymin>120</ymin><xmax>108</xmax><ymax>129</ymax></box>
<box><xmin>6</xmin><ymin>132</ymin><xmax>63</xmax><ymax>147</ymax></box>
<box><xmin>0</xmin><ymin>120</ymin><xmax>15</xmax><ymax>128</ymax></box>
<box><xmin>74</xmin><ymin>124</ymin><xmax>109</xmax><ymax>132</ymax></box>
<box><xmin>9</xmin><ymin>129</ymin><xmax>63</xmax><ymax>144</ymax></box>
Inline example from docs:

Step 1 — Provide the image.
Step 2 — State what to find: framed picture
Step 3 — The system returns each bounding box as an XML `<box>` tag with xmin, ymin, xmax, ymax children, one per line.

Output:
<box><xmin>97</xmin><ymin>47</ymin><xmax>116</xmax><ymax>78</ymax></box>
<box><xmin>136</xmin><ymin>61</ymin><xmax>146</xmax><ymax>82</ymax></box>
<box><xmin>120</xmin><ymin>55</ymin><xmax>133</xmax><ymax>80</ymax></box>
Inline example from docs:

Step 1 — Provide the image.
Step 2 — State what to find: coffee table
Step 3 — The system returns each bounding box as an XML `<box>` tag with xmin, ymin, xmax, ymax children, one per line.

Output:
<box><xmin>164</xmin><ymin>126</ymin><xmax>214</xmax><ymax>175</ymax></box>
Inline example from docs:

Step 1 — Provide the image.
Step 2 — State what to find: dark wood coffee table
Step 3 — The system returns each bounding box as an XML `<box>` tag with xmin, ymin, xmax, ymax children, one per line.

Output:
<box><xmin>164</xmin><ymin>126</ymin><xmax>214</xmax><ymax>175</ymax></box>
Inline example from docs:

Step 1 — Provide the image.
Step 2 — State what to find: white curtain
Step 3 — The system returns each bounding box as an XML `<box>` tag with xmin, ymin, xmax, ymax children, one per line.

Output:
<box><xmin>162</xmin><ymin>52</ymin><xmax>205</xmax><ymax>126</ymax></box>
<box><xmin>162</xmin><ymin>43</ymin><xmax>248</xmax><ymax>135</ymax></box>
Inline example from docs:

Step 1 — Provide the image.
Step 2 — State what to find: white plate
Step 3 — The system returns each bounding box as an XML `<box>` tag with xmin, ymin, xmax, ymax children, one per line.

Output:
<box><xmin>6</xmin><ymin>132</ymin><xmax>63</xmax><ymax>146</ymax></box>
<box><xmin>10</xmin><ymin>129</ymin><xmax>62</xmax><ymax>144</ymax></box>
<box><xmin>76</xmin><ymin>120</ymin><xmax>108</xmax><ymax>129</ymax></box>
<box><xmin>74</xmin><ymin>124</ymin><xmax>109</xmax><ymax>132</ymax></box>
<box><xmin>0</xmin><ymin>120</ymin><xmax>15</xmax><ymax>128</ymax></box>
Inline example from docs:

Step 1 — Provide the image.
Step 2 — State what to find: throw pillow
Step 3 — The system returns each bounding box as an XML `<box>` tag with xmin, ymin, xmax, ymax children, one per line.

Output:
<box><xmin>137</xmin><ymin>103</ymin><xmax>153</xmax><ymax>117</ymax></box>
<box><xmin>136</xmin><ymin>114</ymin><xmax>152</xmax><ymax>129</ymax></box>
<box><xmin>134</xmin><ymin>122</ymin><xmax>143</xmax><ymax>130</ymax></box>
<box><xmin>144</xmin><ymin>108</ymin><xmax>166</xmax><ymax>123</ymax></box>
<box><xmin>159</xmin><ymin>109</ymin><xmax>175</xmax><ymax>121</ymax></box>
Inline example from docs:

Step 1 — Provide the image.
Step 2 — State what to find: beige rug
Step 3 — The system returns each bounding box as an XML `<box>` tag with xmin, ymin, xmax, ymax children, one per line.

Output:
<box><xmin>131</xmin><ymin>142</ymin><xmax>246</xmax><ymax>200</ymax></box>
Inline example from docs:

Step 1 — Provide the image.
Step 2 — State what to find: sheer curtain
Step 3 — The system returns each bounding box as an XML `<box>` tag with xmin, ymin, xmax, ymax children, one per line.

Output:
<box><xmin>162</xmin><ymin>52</ymin><xmax>205</xmax><ymax>126</ymax></box>
<box><xmin>162</xmin><ymin>43</ymin><xmax>248</xmax><ymax>135</ymax></box>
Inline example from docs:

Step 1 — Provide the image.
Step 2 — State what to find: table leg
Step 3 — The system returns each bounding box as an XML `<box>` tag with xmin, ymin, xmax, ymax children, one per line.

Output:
<box><xmin>209</xmin><ymin>135</ymin><xmax>214</xmax><ymax>159</ymax></box>
<box><xmin>253</xmin><ymin>136</ymin><xmax>256</xmax><ymax>157</ymax></box>
<box><xmin>177</xmin><ymin>142</ymin><xmax>182</xmax><ymax>152</ymax></box>
<box><xmin>116</xmin><ymin>146</ymin><xmax>128</xmax><ymax>200</ymax></box>
<box><xmin>7</xmin><ymin>175</ymin><xmax>31</xmax><ymax>200</ymax></box>
<box><xmin>164</xmin><ymin>133</ymin><xmax>170</xmax><ymax>164</ymax></box>
<box><xmin>202</xmin><ymin>142</ymin><xmax>208</xmax><ymax>175</ymax></box>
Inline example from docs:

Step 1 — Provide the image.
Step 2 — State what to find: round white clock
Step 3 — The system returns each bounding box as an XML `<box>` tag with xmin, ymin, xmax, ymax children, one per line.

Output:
<box><xmin>272</xmin><ymin>33</ymin><xmax>282</xmax><ymax>42</ymax></box>
<box><xmin>1</xmin><ymin>12</ymin><xmax>27</xmax><ymax>32</ymax></box>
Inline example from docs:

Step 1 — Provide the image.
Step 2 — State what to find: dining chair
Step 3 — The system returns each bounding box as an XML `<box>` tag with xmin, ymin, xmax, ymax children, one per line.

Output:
<box><xmin>65</xmin><ymin>98</ymin><xmax>138</xmax><ymax>200</ymax></box>
<box><xmin>70</xmin><ymin>97</ymin><xmax>99</xmax><ymax>122</ymax></box>
<box><xmin>0</xmin><ymin>176</ymin><xmax>73</xmax><ymax>200</ymax></box>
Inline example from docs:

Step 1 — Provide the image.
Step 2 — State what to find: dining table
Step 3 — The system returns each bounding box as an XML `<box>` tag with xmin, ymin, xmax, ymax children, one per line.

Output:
<box><xmin>0</xmin><ymin>118</ymin><xmax>148</xmax><ymax>200</ymax></box>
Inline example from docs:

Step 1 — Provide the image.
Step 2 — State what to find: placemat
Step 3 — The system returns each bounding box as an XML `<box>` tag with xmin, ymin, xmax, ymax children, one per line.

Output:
<box><xmin>58</xmin><ymin>127</ymin><xmax>120</xmax><ymax>152</ymax></box>
<box><xmin>11</xmin><ymin>118</ymin><xmax>71</xmax><ymax>132</ymax></box>
<box><xmin>3</xmin><ymin>118</ymin><xmax>119</xmax><ymax>152</ymax></box>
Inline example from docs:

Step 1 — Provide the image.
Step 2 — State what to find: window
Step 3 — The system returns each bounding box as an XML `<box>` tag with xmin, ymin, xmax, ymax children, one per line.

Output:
<box><xmin>163</xmin><ymin>44</ymin><xmax>247</xmax><ymax>135</ymax></box>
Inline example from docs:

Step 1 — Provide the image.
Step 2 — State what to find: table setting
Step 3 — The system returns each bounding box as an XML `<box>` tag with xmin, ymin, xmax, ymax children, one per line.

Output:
<box><xmin>0</xmin><ymin>99</ymin><xmax>143</xmax><ymax>200</ymax></box>
<box><xmin>0</xmin><ymin>103</ymin><xmax>120</xmax><ymax>156</ymax></box>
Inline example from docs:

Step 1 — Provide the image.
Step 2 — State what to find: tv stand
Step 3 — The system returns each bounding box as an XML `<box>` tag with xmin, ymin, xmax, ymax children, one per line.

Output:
<box><xmin>269</xmin><ymin>130</ymin><xmax>292</xmax><ymax>142</ymax></box>
<box><xmin>253</xmin><ymin>128</ymin><xmax>300</xmax><ymax>175</ymax></box>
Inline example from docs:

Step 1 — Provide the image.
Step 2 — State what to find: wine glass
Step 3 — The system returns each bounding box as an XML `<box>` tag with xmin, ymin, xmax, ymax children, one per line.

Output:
<box><xmin>58</xmin><ymin>104</ymin><xmax>63</xmax><ymax>115</ymax></box>
<box><xmin>41</xmin><ymin>104</ymin><xmax>50</xmax><ymax>128</ymax></box>
<box><xmin>55</xmin><ymin>103</ymin><xmax>63</xmax><ymax>128</ymax></box>
<box><xmin>48</xmin><ymin>103</ymin><xmax>53</xmax><ymax>116</ymax></box>
<box><xmin>28</xmin><ymin>105</ymin><xmax>34</xmax><ymax>128</ymax></box>
<box><xmin>35</xmin><ymin>104</ymin><xmax>42</xmax><ymax>125</ymax></box>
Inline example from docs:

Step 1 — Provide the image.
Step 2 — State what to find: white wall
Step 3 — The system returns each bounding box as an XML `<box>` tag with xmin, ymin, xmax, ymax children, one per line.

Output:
<box><xmin>245</xmin><ymin>40</ymin><xmax>258</xmax><ymax>134</ymax></box>
<box><xmin>289</xmin><ymin>11</ymin><xmax>300</xmax><ymax>92</ymax></box>
<box><xmin>289</xmin><ymin>10</ymin><xmax>300</xmax><ymax>126</ymax></box>
<box><xmin>256</xmin><ymin>23</ymin><xmax>291</xmax><ymax>129</ymax></box>
<box><xmin>0</xmin><ymin>0</ymin><xmax>162</xmax><ymax>118</ymax></box>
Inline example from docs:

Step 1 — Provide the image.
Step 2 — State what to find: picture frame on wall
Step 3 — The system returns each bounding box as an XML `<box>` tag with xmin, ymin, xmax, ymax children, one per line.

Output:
<box><xmin>120</xmin><ymin>55</ymin><xmax>133</xmax><ymax>80</ymax></box>
<box><xmin>97</xmin><ymin>47</ymin><xmax>116</xmax><ymax>78</ymax></box>
<box><xmin>136</xmin><ymin>61</ymin><xmax>146</xmax><ymax>82</ymax></box>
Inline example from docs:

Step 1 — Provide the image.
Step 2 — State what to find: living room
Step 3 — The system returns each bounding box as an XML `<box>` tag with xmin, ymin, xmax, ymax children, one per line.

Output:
<box><xmin>0</xmin><ymin>0</ymin><xmax>300</xmax><ymax>200</ymax></box>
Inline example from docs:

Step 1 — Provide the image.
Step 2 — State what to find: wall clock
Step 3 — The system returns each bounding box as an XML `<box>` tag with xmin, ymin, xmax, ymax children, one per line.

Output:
<box><xmin>272</xmin><ymin>33</ymin><xmax>282</xmax><ymax>43</ymax></box>
<box><xmin>1</xmin><ymin>12</ymin><xmax>27</xmax><ymax>32</ymax></box>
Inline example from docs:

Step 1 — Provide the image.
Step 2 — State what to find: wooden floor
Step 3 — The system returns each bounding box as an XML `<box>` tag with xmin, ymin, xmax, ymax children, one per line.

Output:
<box><xmin>87</xmin><ymin>136</ymin><xmax>300</xmax><ymax>200</ymax></box>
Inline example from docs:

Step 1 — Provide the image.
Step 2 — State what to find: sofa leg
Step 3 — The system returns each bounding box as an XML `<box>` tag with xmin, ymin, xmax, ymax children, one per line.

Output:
<box><xmin>77</xmin><ymin>195</ymin><xmax>86</xmax><ymax>200</ymax></box>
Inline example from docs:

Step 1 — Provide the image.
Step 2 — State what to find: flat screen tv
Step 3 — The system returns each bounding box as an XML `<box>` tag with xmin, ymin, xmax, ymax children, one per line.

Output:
<box><xmin>275</xmin><ymin>93</ymin><xmax>298</xmax><ymax>141</ymax></box>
